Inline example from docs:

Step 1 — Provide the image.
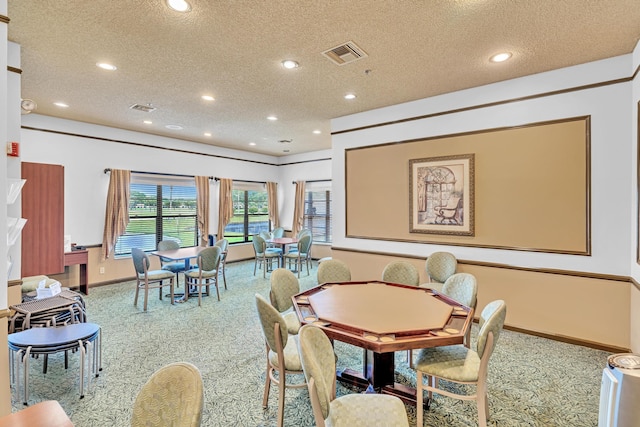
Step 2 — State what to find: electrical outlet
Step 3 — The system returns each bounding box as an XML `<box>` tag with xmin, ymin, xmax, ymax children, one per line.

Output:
<box><xmin>99</xmin><ymin>267</ymin><xmax>105</xmax><ymax>274</ymax></box>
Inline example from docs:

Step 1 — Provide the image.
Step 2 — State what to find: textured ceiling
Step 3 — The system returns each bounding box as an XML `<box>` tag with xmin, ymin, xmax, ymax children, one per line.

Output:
<box><xmin>7</xmin><ymin>0</ymin><xmax>640</xmax><ymax>156</ymax></box>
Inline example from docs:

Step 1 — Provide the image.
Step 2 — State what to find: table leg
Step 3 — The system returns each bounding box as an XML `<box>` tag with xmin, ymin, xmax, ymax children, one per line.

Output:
<box><xmin>79</xmin><ymin>263</ymin><xmax>88</xmax><ymax>295</ymax></box>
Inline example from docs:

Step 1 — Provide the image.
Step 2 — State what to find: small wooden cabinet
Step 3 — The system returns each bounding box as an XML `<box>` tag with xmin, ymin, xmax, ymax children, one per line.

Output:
<box><xmin>21</xmin><ymin>162</ymin><xmax>65</xmax><ymax>277</ymax></box>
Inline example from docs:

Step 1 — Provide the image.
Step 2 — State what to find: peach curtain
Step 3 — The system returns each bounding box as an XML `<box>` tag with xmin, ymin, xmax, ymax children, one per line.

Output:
<box><xmin>292</xmin><ymin>180</ymin><xmax>306</xmax><ymax>236</ymax></box>
<box><xmin>195</xmin><ymin>176</ymin><xmax>210</xmax><ymax>247</ymax></box>
<box><xmin>101</xmin><ymin>169</ymin><xmax>131</xmax><ymax>261</ymax></box>
<box><xmin>266</xmin><ymin>182</ymin><xmax>279</xmax><ymax>228</ymax></box>
<box><xmin>217</xmin><ymin>178</ymin><xmax>234</xmax><ymax>240</ymax></box>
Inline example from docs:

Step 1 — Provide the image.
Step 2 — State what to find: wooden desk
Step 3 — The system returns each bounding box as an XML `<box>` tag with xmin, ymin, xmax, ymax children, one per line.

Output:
<box><xmin>64</xmin><ymin>250</ymin><xmax>88</xmax><ymax>295</ymax></box>
<box><xmin>292</xmin><ymin>281</ymin><xmax>473</xmax><ymax>406</ymax></box>
<box><xmin>0</xmin><ymin>400</ymin><xmax>72</xmax><ymax>427</ymax></box>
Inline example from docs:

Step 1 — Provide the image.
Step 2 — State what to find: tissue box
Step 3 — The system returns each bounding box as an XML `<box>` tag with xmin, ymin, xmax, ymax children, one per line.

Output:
<box><xmin>36</xmin><ymin>281</ymin><xmax>61</xmax><ymax>299</ymax></box>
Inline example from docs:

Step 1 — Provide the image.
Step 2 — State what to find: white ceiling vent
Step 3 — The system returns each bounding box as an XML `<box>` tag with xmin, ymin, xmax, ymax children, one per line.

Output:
<box><xmin>322</xmin><ymin>41</ymin><xmax>367</xmax><ymax>65</ymax></box>
<box><xmin>129</xmin><ymin>103</ymin><xmax>156</xmax><ymax>113</ymax></box>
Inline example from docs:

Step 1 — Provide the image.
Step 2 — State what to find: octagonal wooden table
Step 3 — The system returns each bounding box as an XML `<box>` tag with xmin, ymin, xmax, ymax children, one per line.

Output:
<box><xmin>292</xmin><ymin>280</ymin><xmax>474</xmax><ymax>406</ymax></box>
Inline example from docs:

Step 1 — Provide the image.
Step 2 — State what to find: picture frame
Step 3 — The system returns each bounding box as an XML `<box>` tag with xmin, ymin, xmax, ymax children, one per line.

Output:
<box><xmin>409</xmin><ymin>154</ymin><xmax>475</xmax><ymax>236</ymax></box>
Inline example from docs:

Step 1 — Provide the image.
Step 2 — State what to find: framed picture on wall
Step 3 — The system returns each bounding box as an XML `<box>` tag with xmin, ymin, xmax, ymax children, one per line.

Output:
<box><xmin>409</xmin><ymin>154</ymin><xmax>475</xmax><ymax>236</ymax></box>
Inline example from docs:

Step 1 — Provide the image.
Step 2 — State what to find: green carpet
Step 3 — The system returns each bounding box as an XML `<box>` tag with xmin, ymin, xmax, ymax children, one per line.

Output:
<box><xmin>9</xmin><ymin>260</ymin><xmax>611</xmax><ymax>426</ymax></box>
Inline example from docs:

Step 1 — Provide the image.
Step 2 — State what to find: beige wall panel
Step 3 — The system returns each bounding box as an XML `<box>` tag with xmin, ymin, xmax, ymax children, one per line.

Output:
<box><xmin>334</xmin><ymin>249</ymin><xmax>629</xmax><ymax>349</ymax></box>
<box><xmin>346</xmin><ymin>118</ymin><xmax>589</xmax><ymax>254</ymax></box>
<box><xmin>631</xmin><ymin>286</ymin><xmax>640</xmax><ymax>352</ymax></box>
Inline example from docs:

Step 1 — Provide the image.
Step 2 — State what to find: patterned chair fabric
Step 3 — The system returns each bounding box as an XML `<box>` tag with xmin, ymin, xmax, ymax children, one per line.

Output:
<box><xmin>284</xmin><ymin>234</ymin><xmax>312</xmax><ymax>278</ymax></box>
<box><xmin>317</xmin><ymin>259</ymin><xmax>352</xmax><ymax>284</ymax></box>
<box><xmin>442</xmin><ymin>273</ymin><xmax>478</xmax><ymax>309</ymax></box>
<box><xmin>425</xmin><ymin>251</ymin><xmax>457</xmax><ymax>284</ymax></box>
<box><xmin>131</xmin><ymin>362</ymin><xmax>203</xmax><ymax>427</ymax></box>
<box><xmin>184</xmin><ymin>246</ymin><xmax>222</xmax><ymax>306</ymax></box>
<box><xmin>214</xmin><ymin>238</ymin><xmax>229</xmax><ymax>289</ymax></box>
<box><xmin>272</xmin><ymin>227</ymin><xmax>285</xmax><ymax>238</ymax></box>
<box><xmin>255</xmin><ymin>294</ymin><xmax>306</xmax><ymax>427</ymax></box>
<box><xmin>414</xmin><ymin>300</ymin><xmax>507</xmax><ymax>427</ymax></box>
<box><xmin>253</xmin><ymin>235</ymin><xmax>280</xmax><ymax>278</ymax></box>
<box><xmin>288</xmin><ymin>229</ymin><xmax>312</xmax><ymax>253</ymax></box>
<box><xmin>131</xmin><ymin>248</ymin><xmax>175</xmax><ymax>312</ymax></box>
<box><xmin>270</xmin><ymin>268</ymin><xmax>302</xmax><ymax>334</ymax></box>
<box><xmin>297</xmin><ymin>325</ymin><xmax>410</xmax><ymax>427</ymax></box>
<box><xmin>382</xmin><ymin>261</ymin><xmax>420</xmax><ymax>286</ymax></box>
<box><xmin>157</xmin><ymin>240</ymin><xmax>186</xmax><ymax>288</ymax></box>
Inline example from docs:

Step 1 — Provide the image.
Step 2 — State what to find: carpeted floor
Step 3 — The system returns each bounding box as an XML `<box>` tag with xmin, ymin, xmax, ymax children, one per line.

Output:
<box><xmin>9</xmin><ymin>259</ymin><xmax>612</xmax><ymax>426</ymax></box>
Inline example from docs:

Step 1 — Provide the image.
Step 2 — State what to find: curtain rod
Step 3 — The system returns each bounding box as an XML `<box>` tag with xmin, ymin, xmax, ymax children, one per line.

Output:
<box><xmin>292</xmin><ymin>179</ymin><xmax>332</xmax><ymax>184</ymax></box>
<box><xmin>104</xmin><ymin>168</ymin><xmax>213</xmax><ymax>180</ymax></box>
<box><xmin>214</xmin><ymin>177</ymin><xmax>266</xmax><ymax>184</ymax></box>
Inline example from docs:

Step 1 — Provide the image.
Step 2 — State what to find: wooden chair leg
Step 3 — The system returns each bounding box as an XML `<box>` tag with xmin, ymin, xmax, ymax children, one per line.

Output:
<box><xmin>262</xmin><ymin>358</ymin><xmax>271</xmax><ymax>408</ymax></box>
<box><xmin>277</xmin><ymin>366</ymin><xmax>286</xmax><ymax>427</ymax></box>
<box><xmin>416</xmin><ymin>371</ymin><xmax>424</xmax><ymax>427</ymax></box>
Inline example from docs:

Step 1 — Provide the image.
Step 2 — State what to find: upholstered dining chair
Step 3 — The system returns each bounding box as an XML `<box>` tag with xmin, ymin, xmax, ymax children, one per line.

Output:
<box><xmin>131</xmin><ymin>362</ymin><xmax>204</xmax><ymax>427</ymax></box>
<box><xmin>382</xmin><ymin>261</ymin><xmax>420</xmax><ymax>286</ymax></box>
<box><xmin>286</xmin><ymin>228</ymin><xmax>312</xmax><ymax>254</ymax></box>
<box><xmin>213</xmin><ymin>238</ymin><xmax>229</xmax><ymax>290</ymax></box>
<box><xmin>131</xmin><ymin>248</ymin><xmax>175</xmax><ymax>312</ymax></box>
<box><xmin>408</xmin><ymin>272</ymin><xmax>479</xmax><ymax>368</ymax></box>
<box><xmin>253</xmin><ymin>235</ymin><xmax>280</xmax><ymax>278</ymax></box>
<box><xmin>157</xmin><ymin>239</ymin><xmax>187</xmax><ymax>288</ymax></box>
<box><xmin>270</xmin><ymin>268</ymin><xmax>301</xmax><ymax>335</ymax></box>
<box><xmin>297</xmin><ymin>324</ymin><xmax>410</xmax><ymax>427</ymax></box>
<box><xmin>184</xmin><ymin>246</ymin><xmax>221</xmax><ymax>306</ymax></box>
<box><xmin>424</xmin><ymin>251</ymin><xmax>457</xmax><ymax>289</ymax></box>
<box><xmin>415</xmin><ymin>300</ymin><xmax>507</xmax><ymax>427</ymax></box>
<box><xmin>317</xmin><ymin>258</ymin><xmax>351</xmax><ymax>284</ymax></box>
<box><xmin>272</xmin><ymin>227</ymin><xmax>285</xmax><ymax>238</ymax></box>
<box><xmin>284</xmin><ymin>234</ymin><xmax>312</xmax><ymax>278</ymax></box>
<box><xmin>255</xmin><ymin>294</ymin><xmax>306</xmax><ymax>427</ymax></box>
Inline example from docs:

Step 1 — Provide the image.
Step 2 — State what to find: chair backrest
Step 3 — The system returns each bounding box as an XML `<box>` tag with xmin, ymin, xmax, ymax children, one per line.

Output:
<box><xmin>425</xmin><ymin>251</ymin><xmax>457</xmax><ymax>283</ymax></box>
<box><xmin>476</xmin><ymin>300</ymin><xmax>507</xmax><ymax>359</ymax></box>
<box><xmin>197</xmin><ymin>246</ymin><xmax>221</xmax><ymax>272</ymax></box>
<box><xmin>253</xmin><ymin>235</ymin><xmax>266</xmax><ymax>254</ymax></box>
<box><xmin>317</xmin><ymin>259</ymin><xmax>351</xmax><ymax>284</ymax></box>
<box><xmin>259</xmin><ymin>230</ymin><xmax>272</xmax><ymax>242</ymax></box>
<box><xmin>214</xmin><ymin>238</ymin><xmax>229</xmax><ymax>253</ymax></box>
<box><xmin>255</xmin><ymin>293</ymin><xmax>288</xmax><ymax>352</ymax></box>
<box><xmin>272</xmin><ymin>227</ymin><xmax>285</xmax><ymax>238</ymax></box>
<box><xmin>297</xmin><ymin>234</ymin><xmax>312</xmax><ymax>254</ymax></box>
<box><xmin>297</xmin><ymin>228</ymin><xmax>312</xmax><ymax>239</ymax></box>
<box><xmin>131</xmin><ymin>248</ymin><xmax>150</xmax><ymax>275</ymax></box>
<box><xmin>441</xmin><ymin>273</ymin><xmax>478</xmax><ymax>309</ymax></box>
<box><xmin>298</xmin><ymin>324</ymin><xmax>336</xmax><ymax>421</ymax></box>
<box><xmin>270</xmin><ymin>268</ymin><xmax>300</xmax><ymax>312</ymax></box>
<box><xmin>382</xmin><ymin>261</ymin><xmax>419</xmax><ymax>286</ymax></box>
<box><xmin>131</xmin><ymin>362</ymin><xmax>204</xmax><ymax>427</ymax></box>
<box><xmin>157</xmin><ymin>240</ymin><xmax>180</xmax><ymax>262</ymax></box>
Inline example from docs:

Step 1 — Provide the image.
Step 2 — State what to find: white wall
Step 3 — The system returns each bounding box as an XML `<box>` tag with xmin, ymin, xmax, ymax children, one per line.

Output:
<box><xmin>19</xmin><ymin>114</ymin><xmax>331</xmax><ymax>245</ymax></box>
<box><xmin>332</xmin><ymin>54</ymin><xmax>635</xmax><ymax>277</ymax></box>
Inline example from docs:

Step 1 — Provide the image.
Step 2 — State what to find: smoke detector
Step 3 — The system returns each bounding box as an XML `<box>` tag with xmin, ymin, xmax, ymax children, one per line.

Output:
<box><xmin>21</xmin><ymin>99</ymin><xmax>37</xmax><ymax>114</ymax></box>
<box><xmin>322</xmin><ymin>41</ymin><xmax>367</xmax><ymax>65</ymax></box>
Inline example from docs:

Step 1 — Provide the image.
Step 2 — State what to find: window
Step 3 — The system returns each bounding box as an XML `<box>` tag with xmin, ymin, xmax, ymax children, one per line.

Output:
<box><xmin>223</xmin><ymin>182</ymin><xmax>270</xmax><ymax>243</ymax></box>
<box><xmin>303</xmin><ymin>181</ymin><xmax>332</xmax><ymax>243</ymax></box>
<box><xmin>115</xmin><ymin>176</ymin><xmax>198</xmax><ymax>256</ymax></box>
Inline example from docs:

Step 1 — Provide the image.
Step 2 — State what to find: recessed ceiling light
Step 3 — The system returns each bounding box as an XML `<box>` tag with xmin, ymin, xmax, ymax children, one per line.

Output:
<box><xmin>143</xmin><ymin>120</ymin><xmax>152</xmax><ymax>124</ymax></box>
<box><xmin>249</xmin><ymin>142</ymin><xmax>257</xmax><ymax>146</ymax></box>
<box><xmin>281</xmin><ymin>60</ymin><xmax>299</xmax><ymax>69</ymax></box>
<box><xmin>96</xmin><ymin>62</ymin><xmax>117</xmax><ymax>71</ymax></box>
<box><xmin>267</xmin><ymin>115</ymin><xmax>278</xmax><ymax>121</ymax></box>
<box><xmin>54</xmin><ymin>102</ymin><xmax>69</xmax><ymax>108</ymax></box>
<box><xmin>490</xmin><ymin>52</ymin><xmax>512</xmax><ymax>63</ymax></box>
<box><xmin>204</xmin><ymin>132</ymin><xmax>212</xmax><ymax>137</ymax></box>
<box><xmin>313</xmin><ymin>130</ymin><xmax>321</xmax><ymax>134</ymax></box>
<box><xmin>201</xmin><ymin>95</ymin><xmax>215</xmax><ymax>101</ymax></box>
<box><xmin>165</xmin><ymin>124</ymin><xmax>183</xmax><ymax>130</ymax></box>
<box><xmin>344</xmin><ymin>93</ymin><xmax>356</xmax><ymax>100</ymax></box>
<box><xmin>166</xmin><ymin>0</ymin><xmax>191</xmax><ymax>12</ymax></box>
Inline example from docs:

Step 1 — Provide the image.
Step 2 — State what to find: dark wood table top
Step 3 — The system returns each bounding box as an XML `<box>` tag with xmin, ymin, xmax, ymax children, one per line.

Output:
<box><xmin>293</xmin><ymin>281</ymin><xmax>473</xmax><ymax>353</ymax></box>
<box><xmin>0</xmin><ymin>400</ymin><xmax>73</xmax><ymax>427</ymax></box>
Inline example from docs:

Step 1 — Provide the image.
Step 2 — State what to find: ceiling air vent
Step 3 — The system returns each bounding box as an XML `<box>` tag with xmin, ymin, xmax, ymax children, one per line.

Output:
<box><xmin>129</xmin><ymin>103</ymin><xmax>156</xmax><ymax>113</ymax></box>
<box><xmin>322</xmin><ymin>41</ymin><xmax>367</xmax><ymax>66</ymax></box>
